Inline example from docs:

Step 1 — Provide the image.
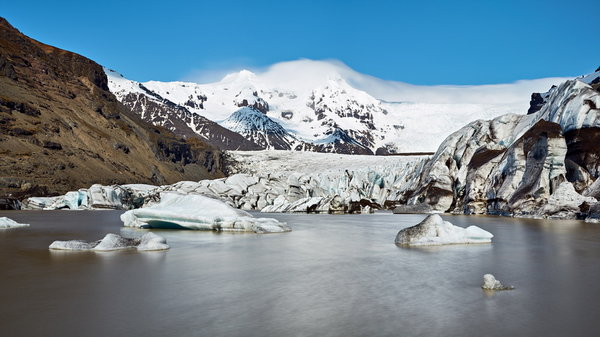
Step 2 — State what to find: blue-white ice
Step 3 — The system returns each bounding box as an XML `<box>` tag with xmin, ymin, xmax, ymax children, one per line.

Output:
<box><xmin>120</xmin><ymin>192</ymin><xmax>290</xmax><ymax>233</ymax></box>
<box><xmin>0</xmin><ymin>217</ymin><xmax>30</xmax><ymax>229</ymax></box>
<box><xmin>49</xmin><ymin>232</ymin><xmax>169</xmax><ymax>251</ymax></box>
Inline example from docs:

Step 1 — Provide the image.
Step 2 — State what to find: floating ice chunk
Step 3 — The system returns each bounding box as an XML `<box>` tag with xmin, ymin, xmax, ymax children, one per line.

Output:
<box><xmin>49</xmin><ymin>240</ymin><xmax>96</xmax><ymax>250</ymax></box>
<box><xmin>395</xmin><ymin>214</ymin><xmax>493</xmax><ymax>246</ymax></box>
<box><xmin>137</xmin><ymin>232</ymin><xmax>170</xmax><ymax>251</ymax></box>
<box><xmin>93</xmin><ymin>233</ymin><xmax>138</xmax><ymax>251</ymax></box>
<box><xmin>482</xmin><ymin>274</ymin><xmax>514</xmax><ymax>290</ymax></box>
<box><xmin>49</xmin><ymin>233</ymin><xmax>169</xmax><ymax>251</ymax></box>
<box><xmin>0</xmin><ymin>217</ymin><xmax>30</xmax><ymax>229</ymax></box>
<box><xmin>120</xmin><ymin>192</ymin><xmax>290</xmax><ymax>233</ymax></box>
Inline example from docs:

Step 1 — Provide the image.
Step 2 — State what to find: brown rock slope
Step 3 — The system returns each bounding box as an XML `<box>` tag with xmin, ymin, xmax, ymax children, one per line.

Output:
<box><xmin>0</xmin><ymin>17</ymin><xmax>224</xmax><ymax>201</ymax></box>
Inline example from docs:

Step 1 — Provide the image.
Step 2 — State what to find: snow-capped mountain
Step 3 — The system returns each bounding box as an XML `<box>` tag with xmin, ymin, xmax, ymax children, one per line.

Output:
<box><xmin>219</xmin><ymin>107</ymin><xmax>299</xmax><ymax>150</ymax></box>
<box><xmin>106</xmin><ymin>69</ymin><xmax>260</xmax><ymax>150</ymax></box>
<box><xmin>106</xmin><ymin>59</ymin><xmax>570</xmax><ymax>154</ymax></box>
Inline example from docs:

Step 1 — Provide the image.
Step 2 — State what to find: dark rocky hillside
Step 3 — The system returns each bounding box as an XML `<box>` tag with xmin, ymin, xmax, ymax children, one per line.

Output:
<box><xmin>0</xmin><ymin>17</ymin><xmax>225</xmax><ymax>204</ymax></box>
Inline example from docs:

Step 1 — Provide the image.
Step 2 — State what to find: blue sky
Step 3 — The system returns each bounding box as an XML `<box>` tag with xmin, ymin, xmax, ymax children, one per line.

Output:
<box><xmin>3</xmin><ymin>0</ymin><xmax>599</xmax><ymax>84</ymax></box>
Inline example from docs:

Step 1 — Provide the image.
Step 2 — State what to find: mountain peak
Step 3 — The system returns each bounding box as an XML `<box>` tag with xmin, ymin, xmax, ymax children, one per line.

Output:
<box><xmin>219</xmin><ymin>107</ymin><xmax>298</xmax><ymax>150</ymax></box>
<box><xmin>221</xmin><ymin>69</ymin><xmax>257</xmax><ymax>83</ymax></box>
<box><xmin>0</xmin><ymin>17</ymin><xmax>15</xmax><ymax>30</ymax></box>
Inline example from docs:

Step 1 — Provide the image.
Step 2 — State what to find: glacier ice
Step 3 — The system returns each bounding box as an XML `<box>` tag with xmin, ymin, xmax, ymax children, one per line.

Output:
<box><xmin>0</xmin><ymin>217</ymin><xmax>30</xmax><ymax>229</ymax></box>
<box><xmin>394</xmin><ymin>214</ymin><xmax>493</xmax><ymax>246</ymax></box>
<box><xmin>481</xmin><ymin>274</ymin><xmax>514</xmax><ymax>291</ymax></box>
<box><xmin>49</xmin><ymin>232</ymin><xmax>169</xmax><ymax>251</ymax></box>
<box><xmin>23</xmin><ymin>152</ymin><xmax>427</xmax><ymax>215</ymax></box>
<box><xmin>405</xmin><ymin>78</ymin><xmax>600</xmax><ymax>219</ymax></box>
<box><xmin>120</xmin><ymin>192</ymin><xmax>291</xmax><ymax>233</ymax></box>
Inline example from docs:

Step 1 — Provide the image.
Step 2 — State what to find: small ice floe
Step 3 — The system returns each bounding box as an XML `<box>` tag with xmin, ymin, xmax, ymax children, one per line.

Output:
<box><xmin>0</xmin><ymin>217</ymin><xmax>30</xmax><ymax>229</ymax></box>
<box><xmin>49</xmin><ymin>232</ymin><xmax>169</xmax><ymax>251</ymax></box>
<box><xmin>395</xmin><ymin>214</ymin><xmax>493</xmax><ymax>246</ymax></box>
<box><xmin>120</xmin><ymin>192</ymin><xmax>291</xmax><ymax>233</ymax></box>
<box><xmin>481</xmin><ymin>274</ymin><xmax>514</xmax><ymax>291</ymax></box>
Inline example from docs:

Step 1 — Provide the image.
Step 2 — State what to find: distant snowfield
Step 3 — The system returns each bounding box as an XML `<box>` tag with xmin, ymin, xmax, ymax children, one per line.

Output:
<box><xmin>227</xmin><ymin>150</ymin><xmax>427</xmax><ymax>175</ymax></box>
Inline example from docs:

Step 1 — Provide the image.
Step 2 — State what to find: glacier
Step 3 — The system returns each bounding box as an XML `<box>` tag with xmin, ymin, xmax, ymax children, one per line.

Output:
<box><xmin>49</xmin><ymin>232</ymin><xmax>169</xmax><ymax>251</ymax></box>
<box><xmin>403</xmin><ymin>75</ymin><xmax>600</xmax><ymax>220</ymax></box>
<box><xmin>394</xmin><ymin>214</ymin><xmax>493</xmax><ymax>246</ymax></box>
<box><xmin>23</xmin><ymin>152</ymin><xmax>427</xmax><ymax>215</ymax></box>
<box><xmin>21</xmin><ymin>69</ymin><xmax>600</xmax><ymax>220</ymax></box>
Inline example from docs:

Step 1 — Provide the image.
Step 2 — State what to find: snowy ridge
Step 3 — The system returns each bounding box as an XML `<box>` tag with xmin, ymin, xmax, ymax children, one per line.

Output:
<box><xmin>105</xmin><ymin>68</ymin><xmax>260</xmax><ymax>150</ymax></box>
<box><xmin>106</xmin><ymin>59</ymin><xmax>570</xmax><ymax>154</ymax></box>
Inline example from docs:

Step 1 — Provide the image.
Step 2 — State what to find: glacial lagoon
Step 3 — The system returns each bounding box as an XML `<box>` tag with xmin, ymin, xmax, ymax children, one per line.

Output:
<box><xmin>1</xmin><ymin>211</ymin><xmax>600</xmax><ymax>337</ymax></box>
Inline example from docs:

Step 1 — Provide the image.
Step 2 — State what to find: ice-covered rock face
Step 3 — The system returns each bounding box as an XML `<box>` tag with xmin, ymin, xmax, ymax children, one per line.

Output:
<box><xmin>49</xmin><ymin>233</ymin><xmax>169</xmax><ymax>251</ymax></box>
<box><xmin>394</xmin><ymin>214</ymin><xmax>493</xmax><ymax>246</ymax></box>
<box><xmin>405</xmin><ymin>77</ymin><xmax>600</xmax><ymax>219</ymax></box>
<box><xmin>0</xmin><ymin>217</ymin><xmax>30</xmax><ymax>229</ymax></box>
<box><xmin>120</xmin><ymin>192</ymin><xmax>290</xmax><ymax>233</ymax></box>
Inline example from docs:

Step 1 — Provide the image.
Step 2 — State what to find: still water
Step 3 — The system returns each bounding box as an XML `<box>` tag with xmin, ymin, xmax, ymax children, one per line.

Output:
<box><xmin>1</xmin><ymin>211</ymin><xmax>600</xmax><ymax>337</ymax></box>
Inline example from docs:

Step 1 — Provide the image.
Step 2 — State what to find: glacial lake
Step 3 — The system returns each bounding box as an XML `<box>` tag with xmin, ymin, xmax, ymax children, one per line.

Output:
<box><xmin>1</xmin><ymin>211</ymin><xmax>600</xmax><ymax>337</ymax></box>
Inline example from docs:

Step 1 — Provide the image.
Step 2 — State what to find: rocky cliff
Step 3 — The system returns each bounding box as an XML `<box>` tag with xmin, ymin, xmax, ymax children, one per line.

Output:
<box><xmin>0</xmin><ymin>17</ymin><xmax>224</xmax><ymax>203</ymax></box>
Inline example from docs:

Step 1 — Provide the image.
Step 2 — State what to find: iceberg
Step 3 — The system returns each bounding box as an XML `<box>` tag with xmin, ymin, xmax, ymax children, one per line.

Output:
<box><xmin>49</xmin><ymin>232</ymin><xmax>169</xmax><ymax>251</ymax></box>
<box><xmin>481</xmin><ymin>274</ymin><xmax>514</xmax><ymax>291</ymax></box>
<box><xmin>120</xmin><ymin>192</ymin><xmax>291</xmax><ymax>233</ymax></box>
<box><xmin>394</xmin><ymin>214</ymin><xmax>493</xmax><ymax>246</ymax></box>
<box><xmin>0</xmin><ymin>217</ymin><xmax>30</xmax><ymax>229</ymax></box>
